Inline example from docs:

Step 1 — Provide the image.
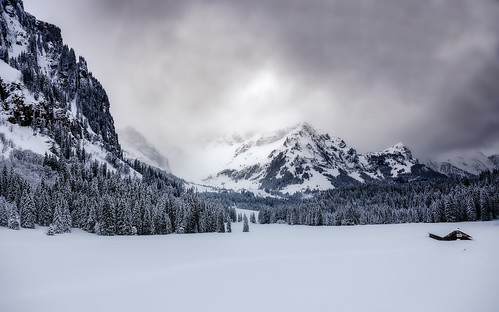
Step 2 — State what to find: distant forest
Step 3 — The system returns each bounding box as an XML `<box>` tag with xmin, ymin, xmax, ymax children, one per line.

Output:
<box><xmin>258</xmin><ymin>170</ymin><xmax>499</xmax><ymax>226</ymax></box>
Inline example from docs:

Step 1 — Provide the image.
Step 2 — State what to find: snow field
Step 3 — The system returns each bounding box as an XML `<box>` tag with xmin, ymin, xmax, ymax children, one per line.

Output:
<box><xmin>0</xmin><ymin>218</ymin><xmax>498</xmax><ymax>312</ymax></box>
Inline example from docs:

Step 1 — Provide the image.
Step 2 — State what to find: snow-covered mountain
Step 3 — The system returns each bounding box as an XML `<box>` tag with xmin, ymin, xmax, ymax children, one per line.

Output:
<box><xmin>0</xmin><ymin>0</ymin><xmax>129</xmax><ymax>172</ymax></box>
<box><xmin>201</xmin><ymin>123</ymin><xmax>444</xmax><ymax>194</ymax></box>
<box><xmin>424</xmin><ymin>151</ymin><xmax>499</xmax><ymax>178</ymax></box>
<box><xmin>119</xmin><ymin>127</ymin><xmax>170</xmax><ymax>173</ymax></box>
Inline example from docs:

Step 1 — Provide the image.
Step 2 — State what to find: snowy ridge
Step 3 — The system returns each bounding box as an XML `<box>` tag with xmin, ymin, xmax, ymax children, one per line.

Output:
<box><xmin>423</xmin><ymin>151</ymin><xmax>499</xmax><ymax>178</ymax></box>
<box><xmin>201</xmin><ymin>123</ymin><xmax>444</xmax><ymax>194</ymax></box>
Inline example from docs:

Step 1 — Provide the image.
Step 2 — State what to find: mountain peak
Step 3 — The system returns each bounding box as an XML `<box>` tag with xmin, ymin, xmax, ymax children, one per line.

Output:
<box><xmin>383</xmin><ymin>142</ymin><xmax>412</xmax><ymax>156</ymax></box>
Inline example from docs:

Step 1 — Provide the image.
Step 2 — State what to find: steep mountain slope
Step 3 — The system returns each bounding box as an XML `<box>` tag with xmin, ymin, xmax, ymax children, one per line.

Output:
<box><xmin>202</xmin><ymin>123</ymin><xmax>445</xmax><ymax>194</ymax></box>
<box><xmin>0</xmin><ymin>0</ymin><xmax>123</xmax><ymax>168</ymax></box>
<box><xmin>120</xmin><ymin>126</ymin><xmax>170</xmax><ymax>173</ymax></box>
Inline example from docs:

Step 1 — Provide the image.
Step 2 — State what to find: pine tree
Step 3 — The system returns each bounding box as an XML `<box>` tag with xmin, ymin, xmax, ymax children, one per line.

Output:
<box><xmin>444</xmin><ymin>197</ymin><xmax>458</xmax><ymax>223</ymax></box>
<box><xmin>8</xmin><ymin>206</ymin><xmax>20</xmax><ymax>230</ymax></box>
<box><xmin>216</xmin><ymin>210</ymin><xmax>225</xmax><ymax>233</ymax></box>
<box><xmin>100</xmin><ymin>196</ymin><xmax>116</xmax><ymax>236</ymax></box>
<box><xmin>84</xmin><ymin>198</ymin><xmax>97</xmax><ymax>233</ymax></box>
<box><xmin>20</xmin><ymin>189</ymin><xmax>35</xmax><ymax>229</ymax></box>
<box><xmin>480</xmin><ymin>190</ymin><xmax>490</xmax><ymax>221</ymax></box>
<box><xmin>250</xmin><ymin>212</ymin><xmax>256</xmax><ymax>224</ymax></box>
<box><xmin>243</xmin><ymin>214</ymin><xmax>249</xmax><ymax>232</ymax></box>
<box><xmin>115</xmin><ymin>199</ymin><xmax>132</xmax><ymax>235</ymax></box>
<box><xmin>0</xmin><ymin>197</ymin><xmax>8</xmax><ymax>226</ymax></box>
<box><xmin>466</xmin><ymin>196</ymin><xmax>477</xmax><ymax>221</ymax></box>
<box><xmin>52</xmin><ymin>195</ymin><xmax>71</xmax><ymax>234</ymax></box>
<box><xmin>226</xmin><ymin>217</ymin><xmax>232</xmax><ymax>233</ymax></box>
<box><xmin>165</xmin><ymin>214</ymin><xmax>173</xmax><ymax>234</ymax></box>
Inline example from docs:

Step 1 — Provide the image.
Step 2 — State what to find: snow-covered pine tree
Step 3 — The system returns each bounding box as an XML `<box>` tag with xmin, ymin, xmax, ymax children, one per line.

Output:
<box><xmin>100</xmin><ymin>195</ymin><xmax>116</xmax><ymax>236</ymax></box>
<box><xmin>216</xmin><ymin>210</ymin><xmax>225</xmax><ymax>233</ymax></box>
<box><xmin>243</xmin><ymin>214</ymin><xmax>249</xmax><ymax>232</ymax></box>
<box><xmin>165</xmin><ymin>214</ymin><xmax>173</xmax><ymax>234</ymax></box>
<box><xmin>84</xmin><ymin>198</ymin><xmax>97</xmax><ymax>233</ymax></box>
<box><xmin>8</xmin><ymin>206</ymin><xmax>20</xmax><ymax>230</ymax></box>
<box><xmin>226</xmin><ymin>216</ymin><xmax>232</xmax><ymax>233</ymax></box>
<box><xmin>466</xmin><ymin>196</ymin><xmax>477</xmax><ymax>221</ymax></box>
<box><xmin>480</xmin><ymin>189</ymin><xmax>490</xmax><ymax>221</ymax></box>
<box><xmin>153</xmin><ymin>195</ymin><xmax>168</xmax><ymax>235</ymax></box>
<box><xmin>37</xmin><ymin>185</ymin><xmax>53</xmax><ymax>226</ymax></box>
<box><xmin>52</xmin><ymin>195</ymin><xmax>71</xmax><ymax>234</ymax></box>
<box><xmin>20</xmin><ymin>188</ymin><xmax>35</xmax><ymax>229</ymax></box>
<box><xmin>140</xmin><ymin>196</ymin><xmax>155</xmax><ymax>235</ymax></box>
<box><xmin>0</xmin><ymin>197</ymin><xmax>8</xmax><ymax>226</ymax></box>
<box><xmin>250</xmin><ymin>212</ymin><xmax>256</xmax><ymax>224</ymax></box>
<box><xmin>115</xmin><ymin>198</ymin><xmax>132</xmax><ymax>235</ymax></box>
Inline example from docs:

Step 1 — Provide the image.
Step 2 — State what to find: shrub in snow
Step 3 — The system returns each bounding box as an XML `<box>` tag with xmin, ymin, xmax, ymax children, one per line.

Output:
<box><xmin>47</xmin><ymin>224</ymin><xmax>55</xmax><ymax>236</ymax></box>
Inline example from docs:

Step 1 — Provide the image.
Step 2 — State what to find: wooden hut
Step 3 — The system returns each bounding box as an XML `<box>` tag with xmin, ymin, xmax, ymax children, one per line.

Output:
<box><xmin>429</xmin><ymin>229</ymin><xmax>472</xmax><ymax>241</ymax></box>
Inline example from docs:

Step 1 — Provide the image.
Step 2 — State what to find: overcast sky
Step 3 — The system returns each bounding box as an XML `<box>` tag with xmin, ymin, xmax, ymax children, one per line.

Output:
<box><xmin>23</xmin><ymin>0</ymin><xmax>499</xmax><ymax>172</ymax></box>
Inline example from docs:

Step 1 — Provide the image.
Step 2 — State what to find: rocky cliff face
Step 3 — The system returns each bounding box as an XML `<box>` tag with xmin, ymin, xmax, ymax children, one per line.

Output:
<box><xmin>0</xmin><ymin>0</ymin><xmax>121</xmax><ymax>161</ymax></box>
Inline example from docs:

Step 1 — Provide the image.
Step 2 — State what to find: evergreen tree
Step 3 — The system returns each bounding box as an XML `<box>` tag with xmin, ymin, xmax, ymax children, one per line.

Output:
<box><xmin>250</xmin><ymin>212</ymin><xmax>256</xmax><ymax>224</ymax></box>
<box><xmin>8</xmin><ymin>206</ymin><xmax>20</xmax><ymax>230</ymax></box>
<box><xmin>466</xmin><ymin>196</ymin><xmax>477</xmax><ymax>221</ymax></box>
<box><xmin>115</xmin><ymin>199</ymin><xmax>132</xmax><ymax>235</ymax></box>
<box><xmin>480</xmin><ymin>190</ymin><xmax>490</xmax><ymax>221</ymax></box>
<box><xmin>226</xmin><ymin>217</ymin><xmax>232</xmax><ymax>233</ymax></box>
<box><xmin>20</xmin><ymin>189</ymin><xmax>35</xmax><ymax>229</ymax></box>
<box><xmin>164</xmin><ymin>214</ymin><xmax>173</xmax><ymax>234</ymax></box>
<box><xmin>100</xmin><ymin>196</ymin><xmax>116</xmax><ymax>236</ymax></box>
<box><xmin>243</xmin><ymin>214</ymin><xmax>249</xmax><ymax>232</ymax></box>
<box><xmin>52</xmin><ymin>195</ymin><xmax>71</xmax><ymax>234</ymax></box>
<box><xmin>444</xmin><ymin>196</ymin><xmax>458</xmax><ymax>223</ymax></box>
<box><xmin>216</xmin><ymin>210</ymin><xmax>225</xmax><ymax>233</ymax></box>
<box><xmin>0</xmin><ymin>197</ymin><xmax>8</xmax><ymax>227</ymax></box>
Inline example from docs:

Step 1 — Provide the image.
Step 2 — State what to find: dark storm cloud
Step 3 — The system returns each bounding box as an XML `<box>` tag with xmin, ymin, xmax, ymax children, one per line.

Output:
<box><xmin>419</xmin><ymin>53</ymin><xmax>499</xmax><ymax>155</ymax></box>
<box><xmin>23</xmin><ymin>0</ymin><xmax>499</xmax><ymax>171</ymax></box>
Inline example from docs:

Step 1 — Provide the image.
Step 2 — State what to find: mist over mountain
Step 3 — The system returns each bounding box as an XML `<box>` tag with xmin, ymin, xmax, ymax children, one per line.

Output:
<box><xmin>119</xmin><ymin>126</ymin><xmax>170</xmax><ymax>173</ymax></box>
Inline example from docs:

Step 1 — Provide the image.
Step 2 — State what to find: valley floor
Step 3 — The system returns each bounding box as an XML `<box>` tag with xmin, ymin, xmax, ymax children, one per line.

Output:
<box><xmin>1</xmin><ymin>217</ymin><xmax>498</xmax><ymax>312</ymax></box>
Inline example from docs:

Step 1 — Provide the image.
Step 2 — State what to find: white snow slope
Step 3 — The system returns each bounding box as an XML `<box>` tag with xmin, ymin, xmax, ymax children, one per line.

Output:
<box><xmin>1</xmin><ymin>219</ymin><xmax>498</xmax><ymax>312</ymax></box>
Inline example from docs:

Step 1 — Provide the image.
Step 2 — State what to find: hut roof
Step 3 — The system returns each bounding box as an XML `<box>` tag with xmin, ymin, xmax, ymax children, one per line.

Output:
<box><xmin>429</xmin><ymin>229</ymin><xmax>472</xmax><ymax>241</ymax></box>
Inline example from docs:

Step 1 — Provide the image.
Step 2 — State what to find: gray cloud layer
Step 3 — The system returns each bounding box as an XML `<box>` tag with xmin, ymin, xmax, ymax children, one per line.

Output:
<box><xmin>23</xmin><ymin>0</ymin><xmax>499</xmax><ymax>169</ymax></box>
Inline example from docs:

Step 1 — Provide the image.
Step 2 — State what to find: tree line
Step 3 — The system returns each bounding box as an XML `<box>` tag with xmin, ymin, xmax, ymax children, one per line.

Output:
<box><xmin>258</xmin><ymin>171</ymin><xmax>499</xmax><ymax>226</ymax></box>
<box><xmin>0</xmin><ymin>151</ymin><xmax>239</xmax><ymax>236</ymax></box>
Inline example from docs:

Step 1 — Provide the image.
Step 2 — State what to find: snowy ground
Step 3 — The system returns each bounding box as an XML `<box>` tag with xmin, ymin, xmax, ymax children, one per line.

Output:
<box><xmin>1</xmin><ymin>215</ymin><xmax>498</xmax><ymax>312</ymax></box>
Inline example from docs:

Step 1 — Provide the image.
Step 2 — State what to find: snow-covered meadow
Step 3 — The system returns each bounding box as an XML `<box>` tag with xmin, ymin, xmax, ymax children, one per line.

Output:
<box><xmin>1</xmin><ymin>214</ymin><xmax>498</xmax><ymax>312</ymax></box>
